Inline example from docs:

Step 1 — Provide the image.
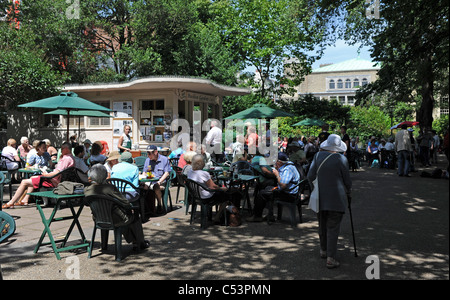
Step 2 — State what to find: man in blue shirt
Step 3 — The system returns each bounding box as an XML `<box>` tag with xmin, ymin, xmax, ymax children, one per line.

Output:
<box><xmin>143</xmin><ymin>145</ymin><xmax>171</xmax><ymax>214</ymax></box>
<box><xmin>247</xmin><ymin>152</ymin><xmax>300</xmax><ymax>222</ymax></box>
<box><xmin>111</xmin><ymin>151</ymin><xmax>140</xmax><ymax>201</ymax></box>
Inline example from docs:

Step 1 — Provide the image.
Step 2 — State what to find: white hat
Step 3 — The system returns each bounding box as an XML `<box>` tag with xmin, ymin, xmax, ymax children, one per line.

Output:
<box><xmin>320</xmin><ymin>134</ymin><xmax>347</xmax><ymax>152</ymax></box>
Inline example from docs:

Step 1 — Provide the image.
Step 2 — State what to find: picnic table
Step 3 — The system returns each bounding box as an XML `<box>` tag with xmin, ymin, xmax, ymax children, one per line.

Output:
<box><xmin>27</xmin><ymin>190</ymin><xmax>89</xmax><ymax>260</ymax></box>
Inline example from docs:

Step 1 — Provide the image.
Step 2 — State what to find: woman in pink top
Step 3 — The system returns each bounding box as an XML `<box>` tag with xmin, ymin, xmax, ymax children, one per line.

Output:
<box><xmin>2</xmin><ymin>142</ymin><xmax>75</xmax><ymax>209</ymax></box>
<box><xmin>17</xmin><ymin>136</ymin><xmax>32</xmax><ymax>160</ymax></box>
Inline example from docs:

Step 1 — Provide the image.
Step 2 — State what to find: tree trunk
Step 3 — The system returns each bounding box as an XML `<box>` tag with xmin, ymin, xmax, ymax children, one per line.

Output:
<box><xmin>417</xmin><ymin>55</ymin><xmax>435</xmax><ymax>130</ymax></box>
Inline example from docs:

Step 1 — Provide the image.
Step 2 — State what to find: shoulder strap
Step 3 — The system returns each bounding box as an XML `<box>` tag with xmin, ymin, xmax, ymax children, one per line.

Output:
<box><xmin>317</xmin><ymin>153</ymin><xmax>336</xmax><ymax>174</ymax></box>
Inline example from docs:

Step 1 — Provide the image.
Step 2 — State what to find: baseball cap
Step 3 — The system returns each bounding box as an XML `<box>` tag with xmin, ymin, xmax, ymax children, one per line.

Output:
<box><xmin>147</xmin><ymin>145</ymin><xmax>158</xmax><ymax>152</ymax></box>
<box><xmin>277</xmin><ymin>152</ymin><xmax>289</xmax><ymax>162</ymax></box>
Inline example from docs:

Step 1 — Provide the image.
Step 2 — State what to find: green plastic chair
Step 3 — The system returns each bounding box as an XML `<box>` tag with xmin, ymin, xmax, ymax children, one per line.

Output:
<box><xmin>134</xmin><ymin>156</ymin><xmax>147</xmax><ymax>173</ymax></box>
<box><xmin>0</xmin><ymin>171</ymin><xmax>5</xmax><ymax>209</ymax></box>
<box><xmin>162</xmin><ymin>169</ymin><xmax>177</xmax><ymax>212</ymax></box>
<box><xmin>0</xmin><ymin>211</ymin><xmax>16</xmax><ymax>243</ymax></box>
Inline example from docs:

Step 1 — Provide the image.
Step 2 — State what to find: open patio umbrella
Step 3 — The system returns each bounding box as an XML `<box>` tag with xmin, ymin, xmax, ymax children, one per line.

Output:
<box><xmin>292</xmin><ymin>118</ymin><xmax>325</xmax><ymax>127</ymax></box>
<box><xmin>293</xmin><ymin>118</ymin><xmax>325</xmax><ymax>135</ymax></box>
<box><xmin>18</xmin><ymin>92</ymin><xmax>112</xmax><ymax>141</ymax></box>
<box><xmin>44</xmin><ymin>109</ymin><xmax>113</xmax><ymax>139</ymax></box>
<box><xmin>390</xmin><ymin>121</ymin><xmax>419</xmax><ymax>130</ymax></box>
<box><xmin>224</xmin><ymin>103</ymin><xmax>295</xmax><ymax>120</ymax></box>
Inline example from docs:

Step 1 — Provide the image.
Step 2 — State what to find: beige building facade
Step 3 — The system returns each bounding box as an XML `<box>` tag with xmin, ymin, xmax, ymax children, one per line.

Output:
<box><xmin>294</xmin><ymin>58</ymin><xmax>381</xmax><ymax>105</ymax></box>
<box><xmin>7</xmin><ymin>76</ymin><xmax>250</xmax><ymax>151</ymax></box>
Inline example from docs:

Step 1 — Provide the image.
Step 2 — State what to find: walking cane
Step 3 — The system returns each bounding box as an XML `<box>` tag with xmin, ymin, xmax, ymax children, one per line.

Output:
<box><xmin>347</xmin><ymin>194</ymin><xmax>358</xmax><ymax>257</ymax></box>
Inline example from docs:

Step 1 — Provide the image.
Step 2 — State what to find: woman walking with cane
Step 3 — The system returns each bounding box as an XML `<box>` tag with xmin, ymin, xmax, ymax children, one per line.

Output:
<box><xmin>307</xmin><ymin>134</ymin><xmax>352</xmax><ymax>268</ymax></box>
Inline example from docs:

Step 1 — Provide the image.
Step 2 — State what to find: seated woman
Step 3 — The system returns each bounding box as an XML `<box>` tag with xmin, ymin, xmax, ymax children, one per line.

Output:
<box><xmin>89</xmin><ymin>141</ymin><xmax>107</xmax><ymax>166</ymax></box>
<box><xmin>104</xmin><ymin>151</ymin><xmax>121</xmax><ymax>178</ymax></box>
<box><xmin>2</xmin><ymin>142</ymin><xmax>75</xmax><ymax>209</ymax></box>
<box><xmin>1</xmin><ymin>138</ymin><xmax>21</xmax><ymax>170</ymax></box>
<box><xmin>84</xmin><ymin>164</ymin><xmax>149</xmax><ymax>251</ymax></box>
<box><xmin>27</xmin><ymin>140</ymin><xmax>54</xmax><ymax>169</ymax></box>
<box><xmin>182</xmin><ymin>151</ymin><xmax>197</xmax><ymax>176</ymax></box>
<box><xmin>187</xmin><ymin>154</ymin><xmax>229</xmax><ymax>205</ymax></box>
<box><xmin>43</xmin><ymin>139</ymin><xmax>58</xmax><ymax>160</ymax></box>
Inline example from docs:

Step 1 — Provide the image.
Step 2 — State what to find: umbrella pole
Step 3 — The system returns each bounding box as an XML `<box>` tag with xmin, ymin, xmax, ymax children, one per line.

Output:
<box><xmin>66</xmin><ymin>110</ymin><xmax>71</xmax><ymax>143</ymax></box>
<box><xmin>78</xmin><ymin>116</ymin><xmax>81</xmax><ymax>141</ymax></box>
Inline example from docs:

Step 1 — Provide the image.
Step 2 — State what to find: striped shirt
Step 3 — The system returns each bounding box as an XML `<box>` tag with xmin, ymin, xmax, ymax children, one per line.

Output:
<box><xmin>278</xmin><ymin>162</ymin><xmax>300</xmax><ymax>194</ymax></box>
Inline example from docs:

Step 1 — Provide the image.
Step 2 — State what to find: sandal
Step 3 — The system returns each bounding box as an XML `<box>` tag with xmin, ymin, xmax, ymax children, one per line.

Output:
<box><xmin>2</xmin><ymin>203</ymin><xmax>15</xmax><ymax>209</ymax></box>
<box><xmin>14</xmin><ymin>201</ymin><xmax>29</xmax><ymax>206</ymax></box>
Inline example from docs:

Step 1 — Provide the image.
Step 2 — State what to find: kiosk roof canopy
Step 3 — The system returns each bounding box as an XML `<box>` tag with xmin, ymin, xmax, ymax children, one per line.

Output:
<box><xmin>64</xmin><ymin>76</ymin><xmax>251</xmax><ymax>97</ymax></box>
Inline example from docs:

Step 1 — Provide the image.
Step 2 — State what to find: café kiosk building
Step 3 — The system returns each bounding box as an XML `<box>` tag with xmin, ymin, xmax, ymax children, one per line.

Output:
<box><xmin>7</xmin><ymin>76</ymin><xmax>250</xmax><ymax>151</ymax></box>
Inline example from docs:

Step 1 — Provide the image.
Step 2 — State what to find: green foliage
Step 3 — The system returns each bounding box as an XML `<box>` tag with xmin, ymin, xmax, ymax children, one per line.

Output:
<box><xmin>330</xmin><ymin>0</ymin><xmax>449</xmax><ymax>129</ymax></box>
<box><xmin>276</xmin><ymin>94</ymin><xmax>350</xmax><ymax>126</ymax></box>
<box><xmin>213</xmin><ymin>0</ymin><xmax>327</xmax><ymax>98</ymax></box>
<box><xmin>347</xmin><ymin>106</ymin><xmax>391</xmax><ymax>141</ymax></box>
<box><xmin>432</xmin><ymin>115</ymin><xmax>449</xmax><ymax>138</ymax></box>
<box><xmin>0</xmin><ymin>24</ymin><xmax>67</xmax><ymax>110</ymax></box>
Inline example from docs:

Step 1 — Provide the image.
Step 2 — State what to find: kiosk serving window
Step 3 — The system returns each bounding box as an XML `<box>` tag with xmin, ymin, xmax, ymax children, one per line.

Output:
<box><xmin>139</xmin><ymin>99</ymin><xmax>165</xmax><ymax>142</ymax></box>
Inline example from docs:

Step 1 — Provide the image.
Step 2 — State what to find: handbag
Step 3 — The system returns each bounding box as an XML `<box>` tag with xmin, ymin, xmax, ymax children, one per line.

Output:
<box><xmin>308</xmin><ymin>153</ymin><xmax>335</xmax><ymax>213</ymax></box>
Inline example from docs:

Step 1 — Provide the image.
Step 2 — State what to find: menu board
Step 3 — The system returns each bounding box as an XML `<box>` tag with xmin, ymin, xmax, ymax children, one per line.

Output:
<box><xmin>113</xmin><ymin>101</ymin><xmax>133</xmax><ymax>118</ymax></box>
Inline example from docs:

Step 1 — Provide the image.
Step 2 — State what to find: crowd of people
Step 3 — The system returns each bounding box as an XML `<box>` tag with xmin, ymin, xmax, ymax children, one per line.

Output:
<box><xmin>1</xmin><ymin>121</ymin><xmax>448</xmax><ymax>268</ymax></box>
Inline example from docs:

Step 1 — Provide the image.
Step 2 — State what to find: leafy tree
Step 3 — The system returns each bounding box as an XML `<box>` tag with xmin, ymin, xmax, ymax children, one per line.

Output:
<box><xmin>322</xmin><ymin>0</ymin><xmax>449</xmax><ymax>130</ymax></box>
<box><xmin>347</xmin><ymin>106</ymin><xmax>391</xmax><ymax>141</ymax></box>
<box><xmin>0</xmin><ymin>24</ymin><xmax>67</xmax><ymax>111</ymax></box>
<box><xmin>432</xmin><ymin>115</ymin><xmax>449</xmax><ymax>138</ymax></box>
<box><xmin>213</xmin><ymin>0</ymin><xmax>328</xmax><ymax>98</ymax></box>
<box><xmin>276</xmin><ymin>94</ymin><xmax>350</xmax><ymax>125</ymax></box>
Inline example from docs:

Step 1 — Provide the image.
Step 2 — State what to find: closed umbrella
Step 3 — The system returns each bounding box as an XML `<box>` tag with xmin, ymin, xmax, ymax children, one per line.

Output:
<box><xmin>18</xmin><ymin>92</ymin><xmax>112</xmax><ymax>141</ymax></box>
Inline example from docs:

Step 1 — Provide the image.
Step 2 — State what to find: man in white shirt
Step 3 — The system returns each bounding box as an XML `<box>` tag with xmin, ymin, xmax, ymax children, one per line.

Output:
<box><xmin>395</xmin><ymin>124</ymin><xmax>412</xmax><ymax>177</ymax></box>
<box><xmin>205</xmin><ymin>120</ymin><xmax>224</xmax><ymax>162</ymax></box>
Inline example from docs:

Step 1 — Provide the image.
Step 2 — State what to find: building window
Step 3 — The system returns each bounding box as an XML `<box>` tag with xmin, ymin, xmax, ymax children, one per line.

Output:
<box><xmin>345</xmin><ymin>79</ymin><xmax>351</xmax><ymax>89</ymax></box>
<box><xmin>337</xmin><ymin>79</ymin><xmax>343</xmax><ymax>89</ymax></box>
<box><xmin>362</xmin><ymin>78</ymin><xmax>368</xmax><ymax>86</ymax></box>
<box><xmin>339</xmin><ymin>96</ymin><xmax>346</xmax><ymax>105</ymax></box>
<box><xmin>89</xmin><ymin>101</ymin><xmax>111</xmax><ymax>127</ymax></box>
<box><xmin>440</xmin><ymin>96</ymin><xmax>449</xmax><ymax>116</ymax></box>
<box><xmin>347</xmin><ymin>96</ymin><xmax>355</xmax><ymax>105</ymax></box>
<box><xmin>141</xmin><ymin>99</ymin><xmax>165</xmax><ymax>111</ymax></box>
<box><xmin>329</xmin><ymin>80</ymin><xmax>335</xmax><ymax>89</ymax></box>
<box><xmin>353</xmin><ymin>79</ymin><xmax>360</xmax><ymax>88</ymax></box>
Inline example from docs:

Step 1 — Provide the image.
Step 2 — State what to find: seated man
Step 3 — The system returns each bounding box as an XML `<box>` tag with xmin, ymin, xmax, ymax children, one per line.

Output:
<box><xmin>73</xmin><ymin>145</ymin><xmax>89</xmax><ymax>173</ymax></box>
<box><xmin>2</xmin><ymin>142</ymin><xmax>75</xmax><ymax>209</ymax></box>
<box><xmin>110</xmin><ymin>152</ymin><xmax>140</xmax><ymax>201</ymax></box>
<box><xmin>84</xmin><ymin>164</ymin><xmax>149</xmax><ymax>251</ymax></box>
<box><xmin>246</xmin><ymin>152</ymin><xmax>300</xmax><ymax>222</ymax></box>
<box><xmin>143</xmin><ymin>145</ymin><xmax>171</xmax><ymax>214</ymax></box>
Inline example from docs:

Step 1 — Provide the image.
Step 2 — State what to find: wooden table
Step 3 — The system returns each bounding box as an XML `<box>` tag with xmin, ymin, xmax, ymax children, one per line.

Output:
<box><xmin>27</xmin><ymin>190</ymin><xmax>89</xmax><ymax>260</ymax></box>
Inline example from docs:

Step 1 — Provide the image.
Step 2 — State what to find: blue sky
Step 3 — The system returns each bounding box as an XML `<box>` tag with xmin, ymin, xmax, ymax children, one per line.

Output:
<box><xmin>311</xmin><ymin>40</ymin><xmax>373</xmax><ymax>69</ymax></box>
<box><xmin>244</xmin><ymin>40</ymin><xmax>374</xmax><ymax>74</ymax></box>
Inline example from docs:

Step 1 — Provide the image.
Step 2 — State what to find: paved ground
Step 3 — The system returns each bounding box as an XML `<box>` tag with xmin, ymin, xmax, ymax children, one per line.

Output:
<box><xmin>1</xmin><ymin>155</ymin><xmax>448</xmax><ymax>281</ymax></box>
